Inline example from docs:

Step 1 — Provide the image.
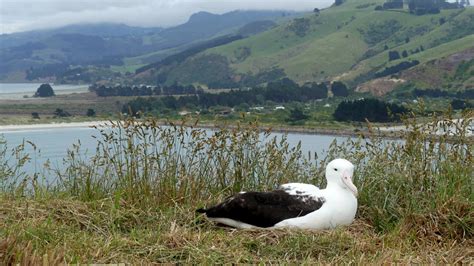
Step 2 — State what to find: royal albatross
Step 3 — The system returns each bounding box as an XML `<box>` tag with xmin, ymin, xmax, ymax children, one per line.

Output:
<box><xmin>197</xmin><ymin>158</ymin><xmax>358</xmax><ymax>229</ymax></box>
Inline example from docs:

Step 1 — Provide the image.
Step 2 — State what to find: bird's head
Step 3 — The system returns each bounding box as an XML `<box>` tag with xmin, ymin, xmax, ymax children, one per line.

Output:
<box><xmin>325</xmin><ymin>158</ymin><xmax>358</xmax><ymax>197</ymax></box>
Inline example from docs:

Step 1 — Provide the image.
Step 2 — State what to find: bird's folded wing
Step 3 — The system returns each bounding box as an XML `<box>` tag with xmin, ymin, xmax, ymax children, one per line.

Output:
<box><xmin>279</xmin><ymin>183</ymin><xmax>321</xmax><ymax>197</ymax></box>
<box><xmin>203</xmin><ymin>190</ymin><xmax>325</xmax><ymax>228</ymax></box>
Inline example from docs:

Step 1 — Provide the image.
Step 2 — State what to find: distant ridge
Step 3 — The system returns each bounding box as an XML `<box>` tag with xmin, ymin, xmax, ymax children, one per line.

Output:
<box><xmin>0</xmin><ymin>10</ymin><xmax>292</xmax><ymax>81</ymax></box>
<box><xmin>134</xmin><ymin>0</ymin><xmax>474</xmax><ymax>92</ymax></box>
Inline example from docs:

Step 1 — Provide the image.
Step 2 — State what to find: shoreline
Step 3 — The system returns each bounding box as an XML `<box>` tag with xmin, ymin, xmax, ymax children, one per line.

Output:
<box><xmin>0</xmin><ymin>121</ymin><xmax>108</xmax><ymax>132</ymax></box>
<box><xmin>0</xmin><ymin>119</ymin><xmax>382</xmax><ymax>138</ymax></box>
<box><xmin>1</xmin><ymin>120</ymin><xmax>471</xmax><ymax>141</ymax></box>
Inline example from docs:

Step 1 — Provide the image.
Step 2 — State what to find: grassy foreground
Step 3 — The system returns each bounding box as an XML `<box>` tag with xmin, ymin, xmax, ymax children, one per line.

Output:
<box><xmin>0</xmin><ymin>111</ymin><xmax>473</xmax><ymax>264</ymax></box>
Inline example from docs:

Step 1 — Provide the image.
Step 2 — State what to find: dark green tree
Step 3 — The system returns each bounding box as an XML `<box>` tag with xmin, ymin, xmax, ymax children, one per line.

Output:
<box><xmin>286</xmin><ymin>107</ymin><xmax>309</xmax><ymax>124</ymax></box>
<box><xmin>86</xmin><ymin>108</ymin><xmax>96</xmax><ymax>117</ymax></box>
<box><xmin>34</xmin><ymin>84</ymin><xmax>55</xmax><ymax>97</ymax></box>
<box><xmin>53</xmin><ymin>108</ymin><xmax>71</xmax><ymax>118</ymax></box>
<box><xmin>31</xmin><ymin>112</ymin><xmax>40</xmax><ymax>119</ymax></box>
<box><xmin>389</xmin><ymin>50</ymin><xmax>401</xmax><ymax>61</ymax></box>
<box><xmin>333</xmin><ymin>99</ymin><xmax>408</xmax><ymax>122</ymax></box>
<box><xmin>332</xmin><ymin>81</ymin><xmax>349</xmax><ymax>97</ymax></box>
<box><xmin>402</xmin><ymin>50</ymin><xmax>409</xmax><ymax>58</ymax></box>
<box><xmin>450</xmin><ymin>99</ymin><xmax>472</xmax><ymax>110</ymax></box>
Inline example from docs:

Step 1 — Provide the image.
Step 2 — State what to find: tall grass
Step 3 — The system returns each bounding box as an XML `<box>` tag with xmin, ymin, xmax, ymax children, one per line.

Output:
<box><xmin>0</xmin><ymin>110</ymin><xmax>472</xmax><ymax>263</ymax></box>
<box><xmin>0</xmin><ymin>137</ymin><xmax>35</xmax><ymax>195</ymax></box>
<box><xmin>51</xmin><ymin>118</ymin><xmax>314</xmax><ymax>206</ymax></box>
<box><xmin>329</xmin><ymin>111</ymin><xmax>473</xmax><ymax>237</ymax></box>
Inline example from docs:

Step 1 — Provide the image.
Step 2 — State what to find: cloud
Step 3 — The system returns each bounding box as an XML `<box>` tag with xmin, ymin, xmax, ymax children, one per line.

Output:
<box><xmin>0</xmin><ymin>0</ymin><xmax>334</xmax><ymax>33</ymax></box>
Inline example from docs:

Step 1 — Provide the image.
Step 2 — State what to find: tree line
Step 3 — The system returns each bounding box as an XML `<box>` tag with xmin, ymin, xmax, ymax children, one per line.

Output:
<box><xmin>375</xmin><ymin>60</ymin><xmax>420</xmax><ymax>78</ymax></box>
<box><xmin>333</xmin><ymin>98</ymin><xmax>409</xmax><ymax>122</ymax></box>
<box><xmin>122</xmin><ymin>78</ymin><xmax>330</xmax><ymax>116</ymax></box>
<box><xmin>90</xmin><ymin>83</ymin><xmax>200</xmax><ymax>97</ymax></box>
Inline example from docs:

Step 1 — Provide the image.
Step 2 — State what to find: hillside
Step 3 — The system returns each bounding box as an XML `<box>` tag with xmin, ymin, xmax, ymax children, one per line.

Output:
<box><xmin>0</xmin><ymin>11</ymin><xmax>289</xmax><ymax>82</ymax></box>
<box><xmin>138</xmin><ymin>0</ymin><xmax>474</xmax><ymax>91</ymax></box>
<box><xmin>121</xmin><ymin>19</ymin><xmax>280</xmax><ymax>73</ymax></box>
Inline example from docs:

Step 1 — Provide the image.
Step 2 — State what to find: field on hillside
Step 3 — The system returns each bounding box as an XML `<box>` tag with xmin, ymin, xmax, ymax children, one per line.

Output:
<box><xmin>0</xmin><ymin>112</ymin><xmax>472</xmax><ymax>264</ymax></box>
<box><xmin>152</xmin><ymin>0</ymin><xmax>473</xmax><ymax>89</ymax></box>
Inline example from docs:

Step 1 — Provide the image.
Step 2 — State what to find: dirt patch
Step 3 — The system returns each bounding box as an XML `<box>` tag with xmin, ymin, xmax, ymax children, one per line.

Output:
<box><xmin>356</xmin><ymin>78</ymin><xmax>406</xmax><ymax>96</ymax></box>
<box><xmin>401</xmin><ymin>47</ymin><xmax>474</xmax><ymax>87</ymax></box>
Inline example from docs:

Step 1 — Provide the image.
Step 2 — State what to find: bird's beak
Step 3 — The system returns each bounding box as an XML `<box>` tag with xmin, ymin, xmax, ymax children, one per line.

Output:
<box><xmin>342</xmin><ymin>171</ymin><xmax>358</xmax><ymax>197</ymax></box>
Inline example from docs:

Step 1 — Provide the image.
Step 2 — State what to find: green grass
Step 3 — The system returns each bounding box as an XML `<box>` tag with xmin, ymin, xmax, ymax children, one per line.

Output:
<box><xmin>0</xmin><ymin>110</ymin><xmax>473</xmax><ymax>263</ymax></box>
<box><xmin>343</xmin><ymin>10</ymin><xmax>474</xmax><ymax>82</ymax></box>
<box><xmin>118</xmin><ymin>46</ymin><xmax>185</xmax><ymax>73</ymax></box>
<box><xmin>1</xmin><ymin>200</ymin><xmax>470</xmax><ymax>264</ymax></box>
<box><xmin>164</xmin><ymin>1</ymin><xmax>473</xmax><ymax>86</ymax></box>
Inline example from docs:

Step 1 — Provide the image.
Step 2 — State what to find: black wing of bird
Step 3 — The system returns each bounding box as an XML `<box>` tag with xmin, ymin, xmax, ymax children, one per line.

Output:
<box><xmin>197</xmin><ymin>190</ymin><xmax>325</xmax><ymax>228</ymax></box>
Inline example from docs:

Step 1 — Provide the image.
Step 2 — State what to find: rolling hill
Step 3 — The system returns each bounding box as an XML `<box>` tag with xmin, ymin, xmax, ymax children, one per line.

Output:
<box><xmin>0</xmin><ymin>10</ymin><xmax>291</xmax><ymax>82</ymax></box>
<box><xmin>137</xmin><ymin>0</ymin><xmax>474</xmax><ymax>93</ymax></box>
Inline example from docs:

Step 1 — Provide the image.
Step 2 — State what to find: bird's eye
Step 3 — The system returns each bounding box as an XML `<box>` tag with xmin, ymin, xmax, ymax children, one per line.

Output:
<box><xmin>334</xmin><ymin>168</ymin><xmax>338</xmax><ymax>171</ymax></box>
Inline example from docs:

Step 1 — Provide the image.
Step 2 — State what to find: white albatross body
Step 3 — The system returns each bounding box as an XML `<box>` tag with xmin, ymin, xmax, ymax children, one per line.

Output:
<box><xmin>273</xmin><ymin>182</ymin><xmax>357</xmax><ymax>229</ymax></box>
<box><xmin>199</xmin><ymin>158</ymin><xmax>358</xmax><ymax>230</ymax></box>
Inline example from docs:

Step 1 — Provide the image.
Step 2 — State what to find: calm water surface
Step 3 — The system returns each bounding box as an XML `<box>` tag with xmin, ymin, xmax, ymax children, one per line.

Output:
<box><xmin>0</xmin><ymin>83</ymin><xmax>88</xmax><ymax>94</ymax></box>
<box><xmin>0</xmin><ymin>83</ymin><xmax>89</xmax><ymax>99</ymax></box>
<box><xmin>0</xmin><ymin>126</ymin><xmax>348</xmax><ymax>175</ymax></box>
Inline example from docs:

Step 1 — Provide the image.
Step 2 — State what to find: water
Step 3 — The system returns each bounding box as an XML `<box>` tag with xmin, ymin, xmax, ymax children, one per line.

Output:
<box><xmin>1</xmin><ymin>127</ymin><xmax>99</xmax><ymax>171</ymax></box>
<box><xmin>0</xmin><ymin>83</ymin><xmax>89</xmax><ymax>99</ymax></box>
<box><xmin>0</xmin><ymin>126</ymin><xmax>346</xmax><ymax>177</ymax></box>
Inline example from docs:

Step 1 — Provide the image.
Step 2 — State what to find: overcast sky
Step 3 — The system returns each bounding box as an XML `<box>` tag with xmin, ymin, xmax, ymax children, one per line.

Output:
<box><xmin>0</xmin><ymin>0</ymin><xmax>334</xmax><ymax>34</ymax></box>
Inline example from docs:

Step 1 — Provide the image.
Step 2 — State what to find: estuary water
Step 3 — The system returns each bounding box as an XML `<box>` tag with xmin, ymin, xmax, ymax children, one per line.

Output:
<box><xmin>0</xmin><ymin>125</ymin><xmax>349</xmax><ymax>176</ymax></box>
<box><xmin>0</xmin><ymin>83</ymin><xmax>89</xmax><ymax>99</ymax></box>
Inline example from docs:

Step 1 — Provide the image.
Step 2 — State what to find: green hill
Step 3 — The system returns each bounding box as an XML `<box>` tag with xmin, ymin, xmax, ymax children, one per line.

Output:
<box><xmin>0</xmin><ymin>11</ymin><xmax>289</xmax><ymax>81</ymax></box>
<box><xmin>139</xmin><ymin>0</ymin><xmax>474</xmax><ymax>90</ymax></box>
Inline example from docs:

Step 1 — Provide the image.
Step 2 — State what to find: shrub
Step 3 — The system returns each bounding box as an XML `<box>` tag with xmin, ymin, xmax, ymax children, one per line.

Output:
<box><xmin>31</xmin><ymin>112</ymin><xmax>40</xmax><ymax>119</ymax></box>
<box><xmin>53</xmin><ymin>108</ymin><xmax>71</xmax><ymax>118</ymax></box>
<box><xmin>331</xmin><ymin>81</ymin><xmax>349</xmax><ymax>97</ymax></box>
<box><xmin>450</xmin><ymin>99</ymin><xmax>472</xmax><ymax>110</ymax></box>
<box><xmin>285</xmin><ymin>107</ymin><xmax>309</xmax><ymax>124</ymax></box>
<box><xmin>86</xmin><ymin>109</ymin><xmax>96</xmax><ymax>117</ymax></box>
<box><xmin>34</xmin><ymin>84</ymin><xmax>55</xmax><ymax>97</ymax></box>
<box><xmin>287</xmin><ymin>18</ymin><xmax>311</xmax><ymax>37</ymax></box>
<box><xmin>388</xmin><ymin>51</ymin><xmax>401</xmax><ymax>61</ymax></box>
